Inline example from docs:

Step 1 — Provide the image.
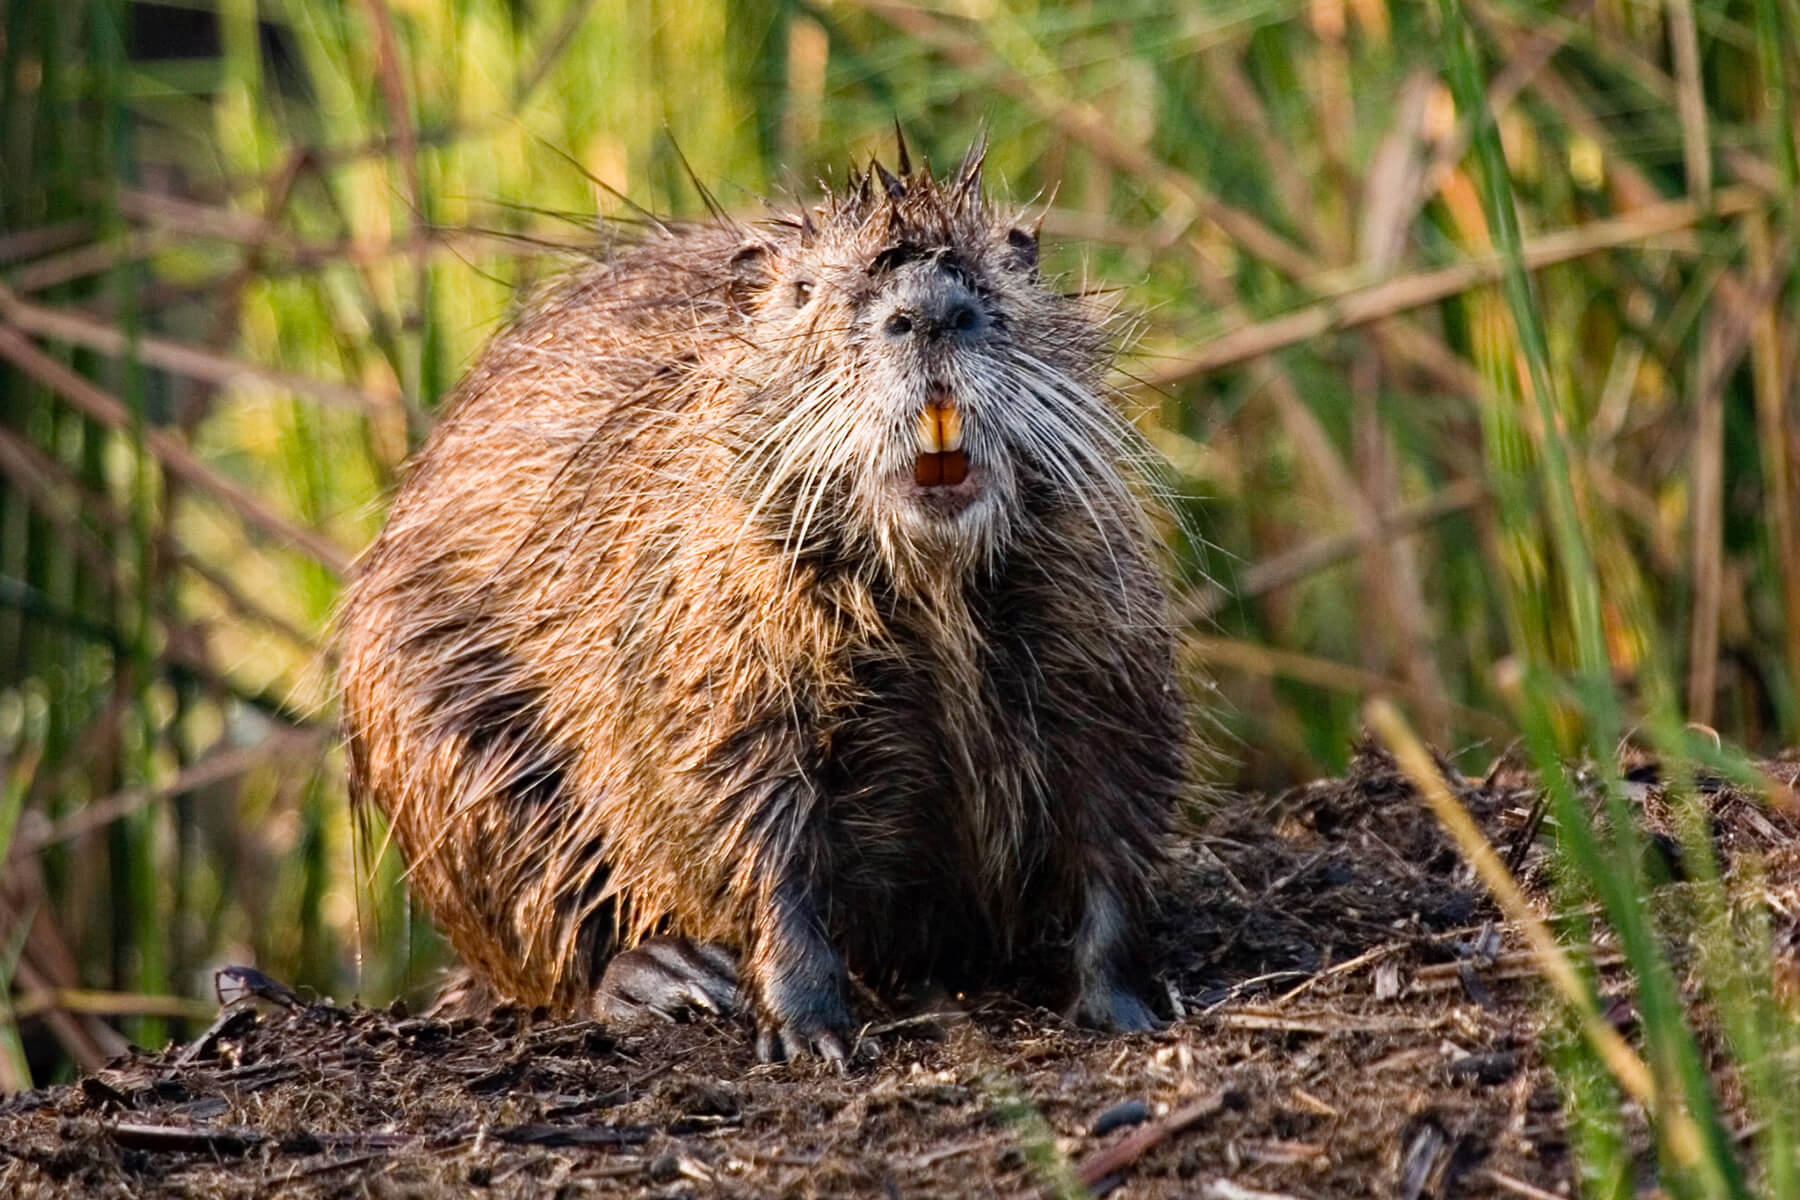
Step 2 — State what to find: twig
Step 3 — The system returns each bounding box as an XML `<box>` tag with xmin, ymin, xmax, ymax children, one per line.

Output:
<box><xmin>0</xmin><ymin>221</ymin><xmax>91</xmax><ymax>265</ymax></box>
<box><xmin>1686</xmin><ymin>236</ymin><xmax>1795</xmax><ymax>719</ymax></box>
<box><xmin>276</xmin><ymin>1152</ymin><xmax>388</xmax><ymax>1184</ymax></box>
<box><xmin>8</xmin><ymin>230</ymin><xmax>166</xmax><ymax>293</ymax></box>
<box><xmin>1665</xmin><ymin>0</ymin><xmax>1712</xmax><ymax>202</ymax></box>
<box><xmin>1148</xmin><ymin>187</ymin><xmax>1762</xmax><ymax>386</ymax></box>
<box><xmin>0</xmin><ymin>425</ymin><xmax>323</xmax><ymax>654</ymax></box>
<box><xmin>358</xmin><ymin>0</ymin><xmax>432</xmax><ymax>418</ymax></box>
<box><xmin>1686</xmin><ymin>305</ymin><xmax>1727</xmax><ymax>722</ymax></box>
<box><xmin>107</xmin><ymin>1122</ymin><xmax>261</xmax><ymax>1155</ymax></box>
<box><xmin>9</xmin><ymin>989</ymin><xmax>217</xmax><ymax>1022</ymax></box>
<box><xmin>1214</xmin><ymin>1009</ymin><xmax>1447</xmax><ymax>1035</ymax></box>
<box><xmin>13</xmin><ymin>730</ymin><xmax>322</xmax><ymax>855</ymax></box>
<box><xmin>905</xmin><ymin>1139</ymin><xmax>993</xmax><ymax>1169</ymax></box>
<box><xmin>492</xmin><ymin>1123</ymin><xmax>654</xmax><ymax>1147</ymax></box>
<box><xmin>174</xmin><ymin>1005</ymin><xmax>260</xmax><ymax>1066</ymax></box>
<box><xmin>0</xmin><ymin>283</ymin><xmax>385</xmax><ymax>415</ymax></box>
<box><xmin>1747</xmin><ymin>213</ymin><xmax>1800</xmax><ymax>713</ymax></box>
<box><xmin>1275</xmin><ymin>942</ymin><xmax>1405</xmax><ymax>1003</ymax></box>
<box><xmin>1075</xmin><ymin>1088</ymin><xmax>1231</xmax><ymax>1188</ymax></box>
<box><xmin>0</xmin><ymin>573</ymin><xmax>317</xmax><ymax>724</ymax></box>
<box><xmin>1181</xmin><ymin>478</ymin><xmax>1487</xmax><ymax>621</ymax></box>
<box><xmin>1200</xmin><ymin>1180</ymin><xmax>1305</xmax><ymax>1200</ymax></box>
<box><xmin>212</xmin><ymin>121</ymin><xmax>480</xmax><ymax>197</ymax></box>
<box><xmin>4</xmin><ymin>952</ymin><xmax>128</xmax><ymax>1070</ymax></box>
<box><xmin>1410</xmin><ymin>948</ymin><xmax>1626</xmax><ymax>991</ymax></box>
<box><xmin>1185</xmin><ymin>635</ymin><xmax>1510</xmax><ymax>740</ymax></box>
<box><xmin>1478</xmin><ymin>1167</ymin><xmax>1568</xmax><ymax>1200</ymax></box>
<box><xmin>1260</xmin><ymin>850</ymin><xmax>1330</xmax><ymax>897</ymax></box>
<box><xmin>0</xmin><ymin>327</ymin><xmax>353</xmax><ymax>573</ymax></box>
<box><xmin>116</xmin><ymin>189</ymin><xmax>593</xmax><ymax>268</ymax></box>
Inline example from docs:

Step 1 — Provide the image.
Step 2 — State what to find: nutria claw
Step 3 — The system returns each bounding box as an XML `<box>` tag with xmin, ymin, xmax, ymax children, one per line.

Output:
<box><xmin>592</xmin><ymin>936</ymin><xmax>739</xmax><ymax>1024</ymax></box>
<box><xmin>1075</xmin><ymin>978</ymin><xmax>1164</xmax><ymax>1034</ymax></box>
<box><xmin>754</xmin><ymin>1018</ymin><xmax>850</xmax><ymax>1066</ymax></box>
<box><xmin>749</xmin><ymin>929</ymin><xmax>854</xmax><ymax>1064</ymax></box>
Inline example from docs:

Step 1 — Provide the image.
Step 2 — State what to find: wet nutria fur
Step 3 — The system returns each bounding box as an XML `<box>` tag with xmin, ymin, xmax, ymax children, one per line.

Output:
<box><xmin>337</xmin><ymin>145</ymin><xmax>1186</xmax><ymax>1059</ymax></box>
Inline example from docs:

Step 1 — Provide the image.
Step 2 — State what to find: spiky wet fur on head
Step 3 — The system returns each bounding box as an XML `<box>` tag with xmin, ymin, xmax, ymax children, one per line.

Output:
<box><xmin>336</xmin><ymin>150</ymin><xmax>1186</xmax><ymax>1038</ymax></box>
<box><xmin>721</xmin><ymin>153</ymin><xmax>1151</xmax><ymax>592</ymax></box>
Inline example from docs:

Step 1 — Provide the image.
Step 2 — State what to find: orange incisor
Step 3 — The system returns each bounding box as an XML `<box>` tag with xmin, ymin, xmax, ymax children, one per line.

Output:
<box><xmin>914</xmin><ymin>397</ymin><xmax>967</xmax><ymax>486</ymax></box>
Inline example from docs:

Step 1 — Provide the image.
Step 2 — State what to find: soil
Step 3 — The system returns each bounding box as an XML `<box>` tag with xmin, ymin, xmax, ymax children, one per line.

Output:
<box><xmin>6</xmin><ymin>743</ymin><xmax>1799</xmax><ymax>1199</ymax></box>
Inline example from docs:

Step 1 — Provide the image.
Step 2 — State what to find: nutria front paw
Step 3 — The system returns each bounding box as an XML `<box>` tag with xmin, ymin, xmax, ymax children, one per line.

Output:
<box><xmin>592</xmin><ymin>936</ymin><xmax>739</xmax><ymax>1024</ymax></box>
<box><xmin>754</xmin><ymin>1014</ymin><xmax>850</xmax><ymax>1064</ymax></box>
<box><xmin>752</xmin><ymin>959</ymin><xmax>852</xmax><ymax>1063</ymax></box>
<box><xmin>1074</xmin><ymin>976</ymin><xmax>1164</xmax><ymax>1034</ymax></box>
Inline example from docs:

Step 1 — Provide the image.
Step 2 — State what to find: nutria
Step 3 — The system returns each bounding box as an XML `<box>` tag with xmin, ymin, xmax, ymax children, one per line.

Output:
<box><xmin>336</xmin><ymin>143</ymin><xmax>1186</xmax><ymax>1061</ymax></box>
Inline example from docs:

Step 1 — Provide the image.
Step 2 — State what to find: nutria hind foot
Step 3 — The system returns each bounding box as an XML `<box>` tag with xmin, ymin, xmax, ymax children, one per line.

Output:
<box><xmin>593</xmin><ymin>936</ymin><xmax>739</xmax><ymax>1024</ymax></box>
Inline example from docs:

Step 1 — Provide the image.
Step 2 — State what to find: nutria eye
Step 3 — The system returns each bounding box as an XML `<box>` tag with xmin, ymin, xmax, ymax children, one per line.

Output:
<box><xmin>952</xmin><ymin>305</ymin><xmax>979</xmax><ymax>332</ymax></box>
<box><xmin>884</xmin><ymin>314</ymin><xmax>914</xmax><ymax>336</ymax></box>
<box><xmin>793</xmin><ymin>280</ymin><xmax>813</xmax><ymax>306</ymax></box>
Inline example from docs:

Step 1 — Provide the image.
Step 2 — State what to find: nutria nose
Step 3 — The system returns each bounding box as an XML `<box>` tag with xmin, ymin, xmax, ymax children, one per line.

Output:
<box><xmin>880</xmin><ymin>277</ymin><xmax>985</xmax><ymax>343</ymax></box>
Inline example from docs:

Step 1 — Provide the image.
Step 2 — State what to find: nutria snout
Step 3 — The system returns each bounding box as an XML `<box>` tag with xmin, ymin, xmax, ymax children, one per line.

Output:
<box><xmin>337</xmin><ymin>143</ymin><xmax>1187</xmax><ymax>1061</ymax></box>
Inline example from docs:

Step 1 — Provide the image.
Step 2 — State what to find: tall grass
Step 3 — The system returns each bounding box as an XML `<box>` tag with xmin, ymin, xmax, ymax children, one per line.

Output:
<box><xmin>1</xmin><ymin>0</ymin><xmax>1798</xmax><ymax>1189</ymax></box>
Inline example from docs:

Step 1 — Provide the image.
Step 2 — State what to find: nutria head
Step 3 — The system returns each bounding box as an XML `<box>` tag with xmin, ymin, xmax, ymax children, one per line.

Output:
<box><xmin>717</xmin><ymin>148</ymin><xmax>1140</xmax><ymax>587</ymax></box>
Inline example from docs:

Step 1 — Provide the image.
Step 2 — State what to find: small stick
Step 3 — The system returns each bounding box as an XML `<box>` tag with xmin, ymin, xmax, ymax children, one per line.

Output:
<box><xmin>107</xmin><ymin>1122</ymin><xmax>262</xmax><ymax>1155</ymax></box>
<box><xmin>1075</xmin><ymin>1088</ymin><xmax>1229</xmax><ymax>1188</ymax></box>
<box><xmin>1478</xmin><ymin>1167</ymin><xmax>1567</xmax><ymax>1200</ymax></box>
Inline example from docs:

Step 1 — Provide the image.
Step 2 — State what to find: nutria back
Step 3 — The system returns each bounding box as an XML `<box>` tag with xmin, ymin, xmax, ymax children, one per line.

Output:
<box><xmin>337</xmin><ymin>148</ymin><xmax>1187</xmax><ymax>1057</ymax></box>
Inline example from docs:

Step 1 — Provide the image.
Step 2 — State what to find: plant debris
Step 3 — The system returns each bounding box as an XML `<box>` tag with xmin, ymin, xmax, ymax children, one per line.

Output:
<box><xmin>6</xmin><ymin>743</ymin><xmax>1799</xmax><ymax>1197</ymax></box>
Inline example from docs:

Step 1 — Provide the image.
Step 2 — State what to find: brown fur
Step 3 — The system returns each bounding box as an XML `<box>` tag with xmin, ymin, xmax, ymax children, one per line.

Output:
<box><xmin>337</xmin><ymin>151</ymin><xmax>1186</xmax><ymax>1046</ymax></box>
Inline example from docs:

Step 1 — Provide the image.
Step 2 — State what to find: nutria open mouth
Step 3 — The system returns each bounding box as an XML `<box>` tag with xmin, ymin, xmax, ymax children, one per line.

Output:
<box><xmin>905</xmin><ymin>381</ymin><xmax>979</xmax><ymax>514</ymax></box>
<box><xmin>900</xmin><ymin>459</ymin><xmax>983</xmax><ymax>518</ymax></box>
<box><xmin>912</xmin><ymin>448</ymin><xmax>968</xmax><ymax>487</ymax></box>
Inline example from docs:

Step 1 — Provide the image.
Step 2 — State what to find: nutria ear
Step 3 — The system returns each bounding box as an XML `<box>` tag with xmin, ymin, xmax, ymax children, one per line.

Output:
<box><xmin>727</xmin><ymin>242</ymin><xmax>774</xmax><ymax>312</ymax></box>
<box><xmin>1003</xmin><ymin>227</ymin><xmax>1039</xmax><ymax>278</ymax></box>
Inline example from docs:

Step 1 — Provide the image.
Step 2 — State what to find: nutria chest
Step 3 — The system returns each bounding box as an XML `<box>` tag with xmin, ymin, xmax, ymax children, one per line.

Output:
<box><xmin>816</xmin><ymin>615</ymin><xmax>1051</xmax><ymax>976</ymax></box>
<box><xmin>805</xmin><ymin>544</ymin><xmax>1149</xmax><ymax>986</ymax></box>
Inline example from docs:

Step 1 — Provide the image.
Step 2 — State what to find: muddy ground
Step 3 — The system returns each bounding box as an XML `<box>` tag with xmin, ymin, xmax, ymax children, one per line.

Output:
<box><xmin>6</xmin><ymin>744</ymin><xmax>1799</xmax><ymax>1198</ymax></box>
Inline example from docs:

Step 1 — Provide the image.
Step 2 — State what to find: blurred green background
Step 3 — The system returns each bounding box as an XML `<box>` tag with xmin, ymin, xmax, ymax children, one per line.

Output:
<box><xmin>0</xmin><ymin>0</ymin><xmax>1795</xmax><ymax>1128</ymax></box>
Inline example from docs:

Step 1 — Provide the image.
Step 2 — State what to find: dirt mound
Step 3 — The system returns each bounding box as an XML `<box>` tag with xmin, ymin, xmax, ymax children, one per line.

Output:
<box><xmin>6</xmin><ymin>746</ymin><xmax>1796</xmax><ymax>1197</ymax></box>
